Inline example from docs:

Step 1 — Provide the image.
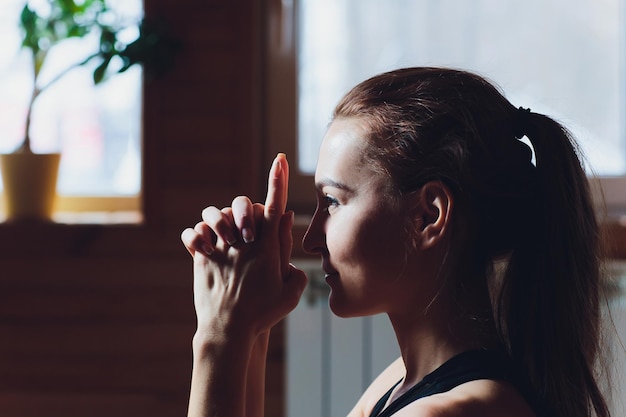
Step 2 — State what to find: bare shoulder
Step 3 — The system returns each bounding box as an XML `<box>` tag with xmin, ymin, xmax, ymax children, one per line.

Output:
<box><xmin>347</xmin><ymin>357</ymin><xmax>406</xmax><ymax>417</ymax></box>
<box><xmin>347</xmin><ymin>359</ymin><xmax>536</xmax><ymax>417</ymax></box>
<box><xmin>394</xmin><ymin>380</ymin><xmax>537</xmax><ymax>417</ymax></box>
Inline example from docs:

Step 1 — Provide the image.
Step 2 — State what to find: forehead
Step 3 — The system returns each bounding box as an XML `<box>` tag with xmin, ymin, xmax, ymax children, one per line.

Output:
<box><xmin>316</xmin><ymin>117</ymin><xmax>366</xmax><ymax>172</ymax></box>
<box><xmin>315</xmin><ymin>118</ymin><xmax>386</xmax><ymax>190</ymax></box>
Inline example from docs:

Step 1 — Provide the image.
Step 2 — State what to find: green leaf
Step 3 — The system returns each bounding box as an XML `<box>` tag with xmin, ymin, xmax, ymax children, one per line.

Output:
<box><xmin>17</xmin><ymin>0</ymin><xmax>178</xmax><ymax>102</ymax></box>
<box><xmin>19</xmin><ymin>5</ymin><xmax>40</xmax><ymax>51</ymax></box>
<box><xmin>19</xmin><ymin>5</ymin><xmax>36</xmax><ymax>33</ymax></box>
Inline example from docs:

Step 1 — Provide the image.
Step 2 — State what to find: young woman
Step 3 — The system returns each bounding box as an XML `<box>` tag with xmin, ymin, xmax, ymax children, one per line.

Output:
<box><xmin>181</xmin><ymin>67</ymin><xmax>612</xmax><ymax>417</ymax></box>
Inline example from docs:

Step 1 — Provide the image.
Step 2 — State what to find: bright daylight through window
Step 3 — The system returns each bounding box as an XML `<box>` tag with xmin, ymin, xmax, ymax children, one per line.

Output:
<box><xmin>0</xmin><ymin>0</ymin><xmax>143</xmax><ymax>202</ymax></box>
<box><xmin>298</xmin><ymin>0</ymin><xmax>625</xmax><ymax>182</ymax></box>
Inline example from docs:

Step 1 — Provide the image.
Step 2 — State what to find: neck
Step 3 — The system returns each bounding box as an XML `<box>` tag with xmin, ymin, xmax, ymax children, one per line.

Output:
<box><xmin>387</xmin><ymin>291</ymin><xmax>499</xmax><ymax>391</ymax></box>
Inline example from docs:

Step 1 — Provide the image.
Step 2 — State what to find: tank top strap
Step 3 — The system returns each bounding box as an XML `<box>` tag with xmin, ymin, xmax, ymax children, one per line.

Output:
<box><xmin>368</xmin><ymin>349</ymin><xmax>514</xmax><ymax>417</ymax></box>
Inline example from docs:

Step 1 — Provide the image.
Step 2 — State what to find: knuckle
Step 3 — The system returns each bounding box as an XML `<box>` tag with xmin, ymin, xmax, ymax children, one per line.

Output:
<box><xmin>189</xmin><ymin>233</ymin><xmax>208</xmax><ymax>252</ymax></box>
<box><xmin>265</xmin><ymin>203</ymin><xmax>279</xmax><ymax>216</ymax></box>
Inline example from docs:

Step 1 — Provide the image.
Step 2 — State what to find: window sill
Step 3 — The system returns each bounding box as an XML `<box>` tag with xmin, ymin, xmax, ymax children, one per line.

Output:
<box><xmin>54</xmin><ymin>210</ymin><xmax>142</xmax><ymax>224</ymax></box>
<box><xmin>0</xmin><ymin>211</ymin><xmax>144</xmax><ymax>225</ymax></box>
<box><xmin>0</xmin><ymin>195</ymin><xmax>142</xmax><ymax>225</ymax></box>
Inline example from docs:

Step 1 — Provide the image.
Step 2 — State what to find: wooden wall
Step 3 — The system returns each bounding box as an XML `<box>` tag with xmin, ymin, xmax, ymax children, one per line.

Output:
<box><xmin>0</xmin><ymin>1</ymin><xmax>285</xmax><ymax>416</ymax></box>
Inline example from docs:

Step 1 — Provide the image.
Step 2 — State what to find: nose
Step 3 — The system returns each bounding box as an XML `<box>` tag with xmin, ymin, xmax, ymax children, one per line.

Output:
<box><xmin>302</xmin><ymin>208</ymin><xmax>325</xmax><ymax>255</ymax></box>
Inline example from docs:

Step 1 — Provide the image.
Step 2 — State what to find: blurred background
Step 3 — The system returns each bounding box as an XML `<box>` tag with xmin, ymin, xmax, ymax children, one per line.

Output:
<box><xmin>0</xmin><ymin>1</ymin><xmax>625</xmax><ymax>416</ymax></box>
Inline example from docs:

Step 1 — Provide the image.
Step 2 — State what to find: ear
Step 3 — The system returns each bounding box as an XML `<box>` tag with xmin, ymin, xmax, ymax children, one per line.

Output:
<box><xmin>409</xmin><ymin>181</ymin><xmax>453</xmax><ymax>250</ymax></box>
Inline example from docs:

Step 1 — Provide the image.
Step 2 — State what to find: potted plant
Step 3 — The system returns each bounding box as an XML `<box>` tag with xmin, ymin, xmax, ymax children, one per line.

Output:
<box><xmin>0</xmin><ymin>0</ymin><xmax>178</xmax><ymax>222</ymax></box>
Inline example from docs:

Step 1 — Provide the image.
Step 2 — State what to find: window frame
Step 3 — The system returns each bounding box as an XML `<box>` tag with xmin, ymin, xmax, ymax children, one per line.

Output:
<box><xmin>0</xmin><ymin>0</ymin><xmax>144</xmax><ymax>224</ymax></box>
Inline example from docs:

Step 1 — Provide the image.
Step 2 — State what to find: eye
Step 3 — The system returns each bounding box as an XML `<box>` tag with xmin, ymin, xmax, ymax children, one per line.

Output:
<box><xmin>322</xmin><ymin>194</ymin><xmax>340</xmax><ymax>213</ymax></box>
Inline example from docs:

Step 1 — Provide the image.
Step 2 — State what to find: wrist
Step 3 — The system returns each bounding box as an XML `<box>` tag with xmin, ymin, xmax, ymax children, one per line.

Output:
<box><xmin>191</xmin><ymin>325</ymin><xmax>258</xmax><ymax>359</ymax></box>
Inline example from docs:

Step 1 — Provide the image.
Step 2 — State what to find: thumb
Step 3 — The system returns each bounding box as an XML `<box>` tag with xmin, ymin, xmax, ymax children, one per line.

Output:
<box><xmin>279</xmin><ymin>210</ymin><xmax>295</xmax><ymax>278</ymax></box>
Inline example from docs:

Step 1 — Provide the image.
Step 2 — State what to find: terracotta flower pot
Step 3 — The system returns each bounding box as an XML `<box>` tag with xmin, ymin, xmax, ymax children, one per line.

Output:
<box><xmin>0</xmin><ymin>152</ymin><xmax>61</xmax><ymax>222</ymax></box>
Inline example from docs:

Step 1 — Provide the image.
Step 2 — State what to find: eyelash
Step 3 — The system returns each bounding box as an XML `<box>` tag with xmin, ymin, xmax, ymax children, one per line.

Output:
<box><xmin>322</xmin><ymin>195</ymin><xmax>339</xmax><ymax>212</ymax></box>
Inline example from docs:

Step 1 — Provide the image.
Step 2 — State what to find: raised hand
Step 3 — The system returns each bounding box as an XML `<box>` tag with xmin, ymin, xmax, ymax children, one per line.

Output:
<box><xmin>181</xmin><ymin>153</ymin><xmax>307</xmax><ymax>338</ymax></box>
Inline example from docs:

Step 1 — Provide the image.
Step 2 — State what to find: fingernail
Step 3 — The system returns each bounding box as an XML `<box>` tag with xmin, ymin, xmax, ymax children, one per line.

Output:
<box><xmin>242</xmin><ymin>227</ymin><xmax>254</xmax><ymax>243</ymax></box>
<box><xmin>273</xmin><ymin>156</ymin><xmax>282</xmax><ymax>177</ymax></box>
<box><xmin>226</xmin><ymin>236</ymin><xmax>238</xmax><ymax>246</ymax></box>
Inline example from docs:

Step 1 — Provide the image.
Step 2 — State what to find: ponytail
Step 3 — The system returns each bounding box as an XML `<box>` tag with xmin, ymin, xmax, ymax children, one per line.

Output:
<box><xmin>497</xmin><ymin>111</ymin><xmax>610</xmax><ymax>417</ymax></box>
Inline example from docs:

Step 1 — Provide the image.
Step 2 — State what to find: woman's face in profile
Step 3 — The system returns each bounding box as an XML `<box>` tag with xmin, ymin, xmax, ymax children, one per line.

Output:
<box><xmin>303</xmin><ymin>117</ymin><xmax>418</xmax><ymax>318</ymax></box>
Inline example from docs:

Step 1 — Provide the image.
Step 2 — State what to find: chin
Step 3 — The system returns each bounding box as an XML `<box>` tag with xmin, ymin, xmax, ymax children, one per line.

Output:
<box><xmin>328</xmin><ymin>293</ymin><xmax>350</xmax><ymax>317</ymax></box>
<box><xmin>328</xmin><ymin>293</ymin><xmax>370</xmax><ymax>318</ymax></box>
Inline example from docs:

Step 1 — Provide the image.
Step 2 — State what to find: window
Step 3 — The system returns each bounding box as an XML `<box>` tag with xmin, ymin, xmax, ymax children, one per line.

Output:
<box><xmin>0</xmin><ymin>0</ymin><xmax>143</xmax><ymax>222</ymax></box>
<box><xmin>266</xmin><ymin>0</ymin><xmax>626</xmax><ymax>213</ymax></box>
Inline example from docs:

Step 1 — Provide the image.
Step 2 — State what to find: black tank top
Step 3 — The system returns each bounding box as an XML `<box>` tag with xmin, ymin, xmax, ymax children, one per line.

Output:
<box><xmin>368</xmin><ymin>349</ymin><xmax>523</xmax><ymax>417</ymax></box>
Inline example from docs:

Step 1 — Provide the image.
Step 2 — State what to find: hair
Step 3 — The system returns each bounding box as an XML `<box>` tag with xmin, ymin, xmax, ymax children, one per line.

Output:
<box><xmin>333</xmin><ymin>67</ymin><xmax>610</xmax><ymax>417</ymax></box>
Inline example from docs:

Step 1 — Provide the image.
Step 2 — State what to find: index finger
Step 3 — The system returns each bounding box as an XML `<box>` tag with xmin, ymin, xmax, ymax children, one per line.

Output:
<box><xmin>264</xmin><ymin>153</ymin><xmax>289</xmax><ymax>231</ymax></box>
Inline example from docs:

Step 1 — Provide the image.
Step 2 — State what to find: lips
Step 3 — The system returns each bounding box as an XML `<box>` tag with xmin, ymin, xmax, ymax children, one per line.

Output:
<box><xmin>319</xmin><ymin>258</ymin><xmax>338</xmax><ymax>284</ymax></box>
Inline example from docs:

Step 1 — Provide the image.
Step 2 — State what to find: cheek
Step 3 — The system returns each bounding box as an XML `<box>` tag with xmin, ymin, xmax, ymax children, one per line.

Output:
<box><xmin>361</xmin><ymin>215</ymin><xmax>407</xmax><ymax>268</ymax></box>
<box><xmin>329</xmin><ymin>209</ymin><xmax>407</xmax><ymax>271</ymax></box>
<box><xmin>324</xmin><ymin>218</ymin><xmax>357</xmax><ymax>261</ymax></box>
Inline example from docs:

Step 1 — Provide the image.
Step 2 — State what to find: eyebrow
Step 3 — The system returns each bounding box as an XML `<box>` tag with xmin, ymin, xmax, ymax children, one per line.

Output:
<box><xmin>315</xmin><ymin>178</ymin><xmax>354</xmax><ymax>193</ymax></box>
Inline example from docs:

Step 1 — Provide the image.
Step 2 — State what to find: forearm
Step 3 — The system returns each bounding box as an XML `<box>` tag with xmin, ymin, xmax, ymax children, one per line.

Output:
<box><xmin>246</xmin><ymin>331</ymin><xmax>270</xmax><ymax>417</ymax></box>
<box><xmin>188</xmin><ymin>330</ymin><xmax>256</xmax><ymax>417</ymax></box>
